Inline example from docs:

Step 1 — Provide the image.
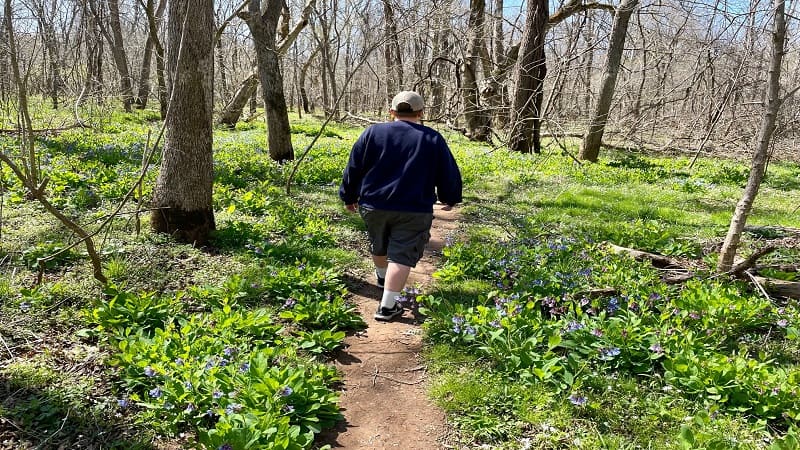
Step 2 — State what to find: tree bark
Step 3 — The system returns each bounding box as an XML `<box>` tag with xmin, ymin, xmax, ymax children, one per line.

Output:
<box><xmin>717</xmin><ymin>0</ymin><xmax>786</xmax><ymax>272</ymax></box>
<box><xmin>507</xmin><ymin>0</ymin><xmax>548</xmax><ymax>153</ymax></box>
<box><xmin>217</xmin><ymin>72</ymin><xmax>259</xmax><ymax>127</ymax></box>
<box><xmin>382</xmin><ymin>0</ymin><xmax>402</xmax><ymax>102</ymax></box>
<box><xmin>299</xmin><ymin>46</ymin><xmax>319</xmax><ymax>113</ymax></box>
<box><xmin>106</xmin><ymin>0</ymin><xmax>134</xmax><ymax>112</ymax></box>
<box><xmin>0</xmin><ymin>12</ymin><xmax>9</xmax><ymax>101</ymax></box>
<box><xmin>151</xmin><ymin>0</ymin><xmax>215</xmax><ymax>245</ymax></box>
<box><xmin>141</xmin><ymin>0</ymin><xmax>167</xmax><ymax>117</ymax></box>
<box><xmin>578</xmin><ymin>0</ymin><xmax>638</xmax><ymax>162</ymax></box>
<box><xmin>462</xmin><ymin>0</ymin><xmax>491</xmax><ymax>141</ymax></box>
<box><xmin>245</xmin><ymin>0</ymin><xmax>294</xmax><ymax>161</ymax></box>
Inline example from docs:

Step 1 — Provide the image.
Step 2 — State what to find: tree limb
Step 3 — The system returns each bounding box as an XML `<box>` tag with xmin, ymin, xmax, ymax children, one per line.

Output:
<box><xmin>548</xmin><ymin>0</ymin><xmax>616</xmax><ymax>29</ymax></box>
<box><xmin>276</xmin><ymin>0</ymin><xmax>316</xmax><ymax>55</ymax></box>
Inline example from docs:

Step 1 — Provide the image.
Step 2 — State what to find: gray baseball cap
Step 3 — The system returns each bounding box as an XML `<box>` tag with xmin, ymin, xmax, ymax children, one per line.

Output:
<box><xmin>391</xmin><ymin>91</ymin><xmax>424</xmax><ymax>113</ymax></box>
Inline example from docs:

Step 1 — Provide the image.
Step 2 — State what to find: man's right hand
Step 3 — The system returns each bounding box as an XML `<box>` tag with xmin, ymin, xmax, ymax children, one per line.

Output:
<box><xmin>345</xmin><ymin>203</ymin><xmax>357</xmax><ymax>213</ymax></box>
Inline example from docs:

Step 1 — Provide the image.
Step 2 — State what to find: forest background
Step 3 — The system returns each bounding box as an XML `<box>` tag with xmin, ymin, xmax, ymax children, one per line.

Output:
<box><xmin>1</xmin><ymin>0</ymin><xmax>800</xmax><ymax>447</ymax></box>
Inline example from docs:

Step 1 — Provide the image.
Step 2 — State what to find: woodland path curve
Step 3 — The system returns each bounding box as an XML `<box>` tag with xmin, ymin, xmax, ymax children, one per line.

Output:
<box><xmin>316</xmin><ymin>204</ymin><xmax>460</xmax><ymax>449</ymax></box>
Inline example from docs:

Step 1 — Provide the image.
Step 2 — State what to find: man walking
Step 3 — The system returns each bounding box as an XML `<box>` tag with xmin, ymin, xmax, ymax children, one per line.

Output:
<box><xmin>340</xmin><ymin>91</ymin><xmax>462</xmax><ymax>321</ymax></box>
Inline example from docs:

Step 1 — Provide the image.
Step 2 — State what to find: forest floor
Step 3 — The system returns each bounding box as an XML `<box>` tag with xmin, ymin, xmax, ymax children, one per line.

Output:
<box><xmin>317</xmin><ymin>204</ymin><xmax>460</xmax><ymax>449</ymax></box>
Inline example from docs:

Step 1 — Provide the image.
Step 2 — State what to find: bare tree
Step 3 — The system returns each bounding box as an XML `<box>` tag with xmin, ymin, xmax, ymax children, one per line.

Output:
<box><xmin>578</xmin><ymin>0</ymin><xmax>638</xmax><ymax>162</ymax></box>
<box><xmin>717</xmin><ymin>0</ymin><xmax>787</xmax><ymax>272</ymax></box>
<box><xmin>461</xmin><ymin>0</ymin><xmax>491</xmax><ymax>140</ymax></box>
<box><xmin>507</xmin><ymin>0</ymin><xmax>548</xmax><ymax>153</ymax></box>
<box><xmin>151</xmin><ymin>0</ymin><xmax>215</xmax><ymax>244</ymax></box>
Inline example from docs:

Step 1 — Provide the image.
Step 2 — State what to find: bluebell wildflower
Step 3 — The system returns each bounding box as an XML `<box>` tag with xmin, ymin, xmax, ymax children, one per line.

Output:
<box><xmin>218</xmin><ymin>444</ymin><xmax>233</xmax><ymax>450</ymax></box>
<box><xmin>465</xmin><ymin>325</ymin><xmax>476</xmax><ymax>336</ymax></box>
<box><xmin>283</xmin><ymin>404</ymin><xmax>295</xmax><ymax>413</ymax></box>
<box><xmin>185</xmin><ymin>403</ymin><xmax>196</xmax><ymax>414</ymax></box>
<box><xmin>117</xmin><ymin>398</ymin><xmax>130</xmax><ymax>408</ymax></box>
<box><xmin>777</xmin><ymin>319</ymin><xmax>789</xmax><ymax>328</ymax></box>
<box><xmin>144</xmin><ymin>366</ymin><xmax>157</xmax><ymax>377</ymax></box>
<box><xmin>149</xmin><ymin>387</ymin><xmax>162</xmax><ymax>398</ymax></box>
<box><xmin>283</xmin><ymin>298</ymin><xmax>297</xmax><ymax>308</ymax></box>
<box><xmin>591</xmin><ymin>328</ymin><xmax>603</xmax><ymax>337</ymax></box>
<box><xmin>568</xmin><ymin>394</ymin><xmax>588</xmax><ymax>406</ymax></box>
<box><xmin>606</xmin><ymin>297</ymin><xmax>620</xmax><ymax>314</ymax></box>
<box><xmin>239</xmin><ymin>362</ymin><xmax>250</xmax><ymax>373</ymax></box>
<box><xmin>490</xmin><ymin>320</ymin><xmax>501</xmax><ymax>328</ymax></box>
<box><xmin>279</xmin><ymin>386</ymin><xmax>293</xmax><ymax>397</ymax></box>
<box><xmin>213</xmin><ymin>390</ymin><xmax>224</xmax><ymax>399</ymax></box>
<box><xmin>599</xmin><ymin>347</ymin><xmax>621</xmax><ymax>360</ymax></box>
<box><xmin>223</xmin><ymin>347</ymin><xmax>237</xmax><ymax>357</ymax></box>
<box><xmin>649</xmin><ymin>343</ymin><xmax>664</xmax><ymax>354</ymax></box>
<box><xmin>225</xmin><ymin>403</ymin><xmax>243</xmax><ymax>414</ymax></box>
<box><xmin>19</xmin><ymin>302</ymin><xmax>31</xmax><ymax>312</ymax></box>
<box><xmin>565</xmin><ymin>321</ymin><xmax>583</xmax><ymax>332</ymax></box>
<box><xmin>184</xmin><ymin>381</ymin><xmax>193</xmax><ymax>390</ymax></box>
<box><xmin>174</xmin><ymin>358</ymin><xmax>184</xmax><ymax>366</ymax></box>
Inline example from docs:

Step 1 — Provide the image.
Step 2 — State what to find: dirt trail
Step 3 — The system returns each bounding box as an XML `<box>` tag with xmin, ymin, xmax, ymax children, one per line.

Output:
<box><xmin>317</xmin><ymin>204</ymin><xmax>459</xmax><ymax>449</ymax></box>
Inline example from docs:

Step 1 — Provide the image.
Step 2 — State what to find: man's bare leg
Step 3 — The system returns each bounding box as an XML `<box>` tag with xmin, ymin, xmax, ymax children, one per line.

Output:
<box><xmin>380</xmin><ymin>262</ymin><xmax>411</xmax><ymax>309</ymax></box>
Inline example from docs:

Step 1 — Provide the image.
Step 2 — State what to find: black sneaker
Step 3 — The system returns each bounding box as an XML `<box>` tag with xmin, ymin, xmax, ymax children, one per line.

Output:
<box><xmin>374</xmin><ymin>304</ymin><xmax>404</xmax><ymax>321</ymax></box>
<box><xmin>375</xmin><ymin>270</ymin><xmax>385</xmax><ymax>288</ymax></box>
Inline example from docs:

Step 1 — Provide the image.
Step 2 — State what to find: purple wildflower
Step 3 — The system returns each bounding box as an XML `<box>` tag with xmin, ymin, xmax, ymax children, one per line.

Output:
<box><xmin>223</xmin><ymin>347</ymin><xmax>237</xmax><ymax>357</ymax></box>
<box><xmin>777</xmin><ymin>319</ymin><xmax>789</xmax><ymax>328</ymax></box>
<box><xmin>174</xmin><ymin>358</ymin><xmax>184</xmax><ymax>366</ymax></box>
<box><xmin>117</xmin><ymin>398</ymin><xmax>130</xmax><ymax>408</ymax></box>
<box><xmin>568</xmin><ymin>394</ymin><xmax>588</xmax><ymax>406</ymax></box>
<box><xmin>185</xmin><ymin>403</ymin><xmax>196</xmax><ymax>413</ymax></box>
<box><xmin>19</xmin><ymin>302</ymin><xmax>31</xmax><ymax>312</ymax></box>
<box><xmin>283</xmin><ymin>298</ymin><xmax>297</xmax><ymax>309</ymax></box>
<box><xmin>213</xmin><ymin>390</ymin><xmax>224</xmax><ymax>399</ymax></box>
<box><xmin>218</xmin><ymin>444</ymin><xmax>233</xmax><ymax>450</ymax></box>
<box><xmin>143</xmin><ymin>366</ymin><xmax>156</xmax><ymax>377</ymax></box>
<box><xmin>591</xmin><ymin>328</ymin><xmax>603</xmax><ymax>337</ymax></box>
<box><xmin>184</xmin><ymin>381</ymin><xmax>193</xmax><ymax>390</ymax></box>
<box><xmin>649</xmin><ymin>343</ymin><xmax>664</xmax><ymax>354</ymax></box>
<box><xmin>282</xmin><ymin>404</ymin><xmax>295</xmax><ymax>413</ymax></box>
<box><xmin>565</xmin><ymin>321</ymin><xmax>584</xmax><ymax>332</ymax></box>
<box><xmin>239</xmin><ymin>362</ymin><xmax>250</xmax><ymax>373</ymax></box>
<box><xmin>225</xmin><ymin>403</ymin><xmax>243</xmax><ymax>414</ymax></box>
<box><xmin>279</xmin><ymin>386</ymin><xmax>293</xmax><ymax>397</ymax></box>
<box><xmin>148</xmin><ymin>387</ymin><xmax>162</xmax><ymax>398</ymax></box>
<box><xmin>465</xmin><ymin>325</ymin><xmax>476</xmax><ymax>336</ymax></box>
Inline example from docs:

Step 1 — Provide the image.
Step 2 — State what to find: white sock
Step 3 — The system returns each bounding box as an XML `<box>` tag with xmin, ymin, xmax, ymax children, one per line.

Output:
<box><xmin>375</xmin><ymin>266</ymin><xmax>387</xmax><ymax>278</ymax></box>
<box><xmin>381</xmin><ymin>290</ymin><xmax>400</xmax><ymax>309</ymax></box>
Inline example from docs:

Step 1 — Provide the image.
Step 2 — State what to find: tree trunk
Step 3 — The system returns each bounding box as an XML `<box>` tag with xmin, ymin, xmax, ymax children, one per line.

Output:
<box><xmin>135</xmin><ymin>0</ymin><xmax>165</xmax><ymax>109</ymax></box>
<box><xmin>31</xmin><ymin>0</ymin><xmax>62</xmax><ymax>109</ymax></box>
<box><xmin>142</xmin><ymin>0</ymin><xmax>167</xmax><ymax>117</ymax></box>
<box><xmin>217</xmin><ymin>72</ymin><xmax>258</xmax><ymax>127</ymax></box>
<box><xmin>462</xmin><ymin>0</ymin><xmax>491</xmax><ymax>141</ymax></box>
<box><xmin>717</xmin><ymin>0</ymin><xmax>786</xmax><ymax>273</ymax></box>
<box><xmin>0</xmin><ymin>12</ymin><xmax>9</xmax><ymax>101</ymax></box>
<box><xmin>151</xmin><ymin>0</ymin><xmax>215</xmax><ymax>245</ymax></box>
<box><xmin>507</xmin><ymin>0</ymin><xmax>548</xmax><ymax>153</ymax></box>
<box><xmin>246</xmin><ymin>0</ymin><xmax>294</xmax><ymax>161</ymax></box>
<box><xmin>299</xmin><ymin>46</ymin><xmax>319</xmax><ymax>113</ymax></box>
<box><xmin>578</xmin><ymin>0</ymin><xmax>638</xmax><ymax>162</ymax></box>
<box><xmin>382</xmin><ymin>0</ymin><xmax>402</xmax><ymax>102</ymax></box>
<box><xmin>107</xmin><ymin>0</ymin><xmax>134</xmax><ymax>112</ymax></box>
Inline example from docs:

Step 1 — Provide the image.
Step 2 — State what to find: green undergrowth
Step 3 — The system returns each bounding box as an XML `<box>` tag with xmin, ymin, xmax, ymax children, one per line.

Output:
<box><xmin>422</xmin><ymin>143</ymin><xmax>800</xmax><ymax>448</ymax></box>
<box><xmin>3</xmin><ymin>108</ymin><xmax>800</xmax><ymax>448</ymax></box>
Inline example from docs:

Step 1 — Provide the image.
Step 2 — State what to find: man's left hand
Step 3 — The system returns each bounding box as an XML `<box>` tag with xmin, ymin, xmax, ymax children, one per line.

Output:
<box><xmin>345</xmin><ymin>203</ymin><xmax>357</xmax><ymax>213</ymax></box>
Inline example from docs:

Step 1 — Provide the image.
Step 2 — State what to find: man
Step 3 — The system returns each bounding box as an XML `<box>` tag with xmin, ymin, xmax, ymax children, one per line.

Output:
<box><xmin>340</xmin><ymin>91</ymin><xmax>462</xmax><ymax>321</ymax></box>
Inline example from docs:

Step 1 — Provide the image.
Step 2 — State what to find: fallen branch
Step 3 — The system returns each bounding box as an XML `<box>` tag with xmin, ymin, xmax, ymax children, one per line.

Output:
<box><xmin>750</xmin><ymin>275</ymin><xmax>800</xmax><ymax>299</ymax></box>
<box><xmin>0</xmin><ymin>123</ymin><xmax>87</xmax><ymax>135</ymax></box>
<box><xmin>730</xmin><ymin>246</ymin><xmax>777</xmax><ymax>275</ymax></box>
<box><xmin>606</xmin><ymin>243</ymin><xmax>683</xmax><ymax>269</ymax></box>
<box><xmin>345</xmin><ymin>111</ymin><xmax>382</xmax><ymax>125</ymax></box>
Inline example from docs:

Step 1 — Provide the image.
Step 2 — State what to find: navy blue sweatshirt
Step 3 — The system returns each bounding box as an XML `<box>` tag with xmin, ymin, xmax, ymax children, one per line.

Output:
<box><xmin>339</xmin><ymin>120</ymin><xmax>462</xmax><ymax>213</ymax></box>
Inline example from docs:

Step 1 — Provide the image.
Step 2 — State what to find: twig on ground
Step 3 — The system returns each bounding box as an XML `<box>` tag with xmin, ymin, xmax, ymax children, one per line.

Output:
<box><xmin>745</xmin><ymin>270</ymin><xmax>773</xmax><ymax>301</ymax></box>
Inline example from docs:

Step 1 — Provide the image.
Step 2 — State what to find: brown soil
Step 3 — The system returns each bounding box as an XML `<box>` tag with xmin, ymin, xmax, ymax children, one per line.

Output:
<box><xmin>316</xmin><ymin>204</ymin><xmax>460</xmax><ymax>449</ymax></box>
